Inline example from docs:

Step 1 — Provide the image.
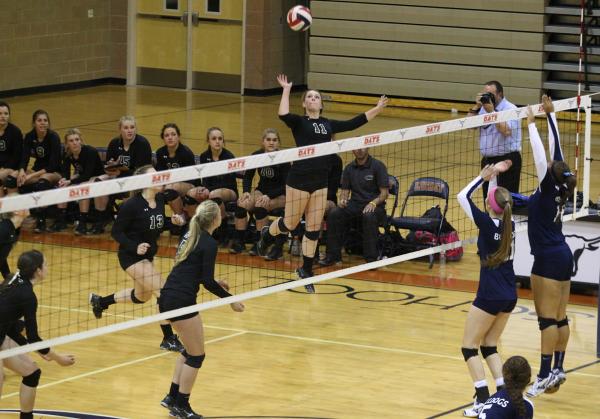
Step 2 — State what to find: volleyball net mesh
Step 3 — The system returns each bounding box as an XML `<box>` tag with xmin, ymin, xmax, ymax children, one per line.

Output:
<box><xmin>0</xmin><ymin>95</ymin><xmax>592</xmax><ymax>360</ymax></box>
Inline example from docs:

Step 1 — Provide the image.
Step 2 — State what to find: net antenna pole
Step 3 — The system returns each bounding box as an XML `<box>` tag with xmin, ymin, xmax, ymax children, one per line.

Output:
<box><xmin>597</xmin><ymin>265</ymin><xmax>600</xmax><ymax>358</ymax></box>
<box><xmin>573</xmin><ymin>0</ymin><xmax>586</xmax><ymax>220</ymax></box>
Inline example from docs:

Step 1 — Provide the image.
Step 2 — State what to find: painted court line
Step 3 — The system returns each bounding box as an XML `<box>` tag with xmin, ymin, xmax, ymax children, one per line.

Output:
<box><xmin>1</xmin><ymin>331</ymin><xmax>246</xmax><ymax>399</ymax></box>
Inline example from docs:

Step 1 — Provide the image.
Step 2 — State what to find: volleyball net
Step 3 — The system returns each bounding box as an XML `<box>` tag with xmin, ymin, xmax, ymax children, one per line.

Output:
<box><xmin>0</xmin><ymin>94</ymin><xmax>593</xmax><ymax>360</ymax></box>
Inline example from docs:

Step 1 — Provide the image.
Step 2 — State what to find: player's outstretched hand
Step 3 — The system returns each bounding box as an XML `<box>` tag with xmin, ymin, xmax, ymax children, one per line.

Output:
<box><xmin>376</xmin><ymin>95</ymin><xmax>389</xmax><ymax>110</ymax></box>
<box><xmin>493</xmin><ymin>159</ymin><xmax>513</xmax><ymax>175</ymax></box>
<box><xmin>230</xmin><ymin>302</ymin><xmax>245</xmax><ymax>312</ymax></box>
<box><xmin>277</xmin><ymin>74</ymin><xmax>292</xmax><ymax>89</ymax></box>
<box><xmin>542</xmin><ymin>94</ymin><xmax>554</xmax><ymax>114</ymax></box>
<box><xmin>217</xmin><ymin>279</ymin><xmax>230</xmax><ymax>292</ymax></box>
<box><xmin>480</xmin><ymin>164</ymin><xmax>496</xmax><ymax>182</ymax></box>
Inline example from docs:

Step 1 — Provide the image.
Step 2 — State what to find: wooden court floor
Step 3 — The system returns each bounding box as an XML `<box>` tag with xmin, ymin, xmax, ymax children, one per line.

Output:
<box><xmin>0</xmin><ymin>86</ymin><xmax>599</xmax><ymax>418</ymax></box>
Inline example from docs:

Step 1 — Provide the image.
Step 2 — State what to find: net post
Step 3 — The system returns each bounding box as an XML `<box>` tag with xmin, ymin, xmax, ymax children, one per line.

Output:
<box><xmin>597</xmin><ymin>265</ymin><xmax>600</xmax><ymax>358</ymax></box>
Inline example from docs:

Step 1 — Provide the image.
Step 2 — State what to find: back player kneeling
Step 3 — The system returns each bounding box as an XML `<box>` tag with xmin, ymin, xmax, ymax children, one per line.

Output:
<box><xmin>0</xmin><ymin>250</ymin><xmax>75</xmax><ymax>419</ymax></box>
<box><xmin>158</xmin><ymin>200</ymin><xmax>244</xmax><ymax>419</ymax></box>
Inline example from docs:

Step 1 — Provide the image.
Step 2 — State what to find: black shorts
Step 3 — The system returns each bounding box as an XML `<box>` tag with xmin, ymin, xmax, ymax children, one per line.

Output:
<box><xmin>159</xmin><ymin>293</ymin><xmax>198</xmax><ymax>322</ymax></box>
<box><xmin>118</xmin><ymin>251</ymin><xmax>155</xmax><ymax>271</ymax></box>
<box><xmin>532</xmin><ymin>247</ymin><xmax>573</xmax><ymax>281</ymax></box>
<box><xmin>286</xmin><ymin>170</ymin><xmax>327</xmax><ymax>193</ymax></box>
<box><xmin>473</xmin><ymin>297</ymin><xmax>517</xmax><ymax>316</ymax></box>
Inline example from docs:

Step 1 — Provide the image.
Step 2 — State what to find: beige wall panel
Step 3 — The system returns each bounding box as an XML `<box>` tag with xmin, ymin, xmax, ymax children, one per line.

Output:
<box><xmin>308</xmin><ymin>72</ymin><xmax>541</xmax><ymax>105</ymax></box>
<box><xmin>136</xmin><ymin>18</ymin><xmax>187</xmax><ymax>70</ymax></box>
<box><xmin>311</xmin><ymin>1</ymin><xmax>545</xmax><ymax>31</ymax></box>
<box><xmin>311</xmin><ymin>38</ymin><xmax>544</xmax><ymax>70</ymax></box>
<box><xmin>193</xmin><ymin>23</ymin><xmax>242</xmax><ymax>74</ymax></box>
<box><xmin>137</xmin><ymin>0</ymin><xmax>183</xmax><ymax>16</ymax></box>
<box><xmin>309</xmin><ymin>56</ymin><xmax>543</xmax><ymax>88</ymax></box>
<box><xmin>313</xmin><ymin>0</ymin><xmax>546</xmax><ymax>13</ymax></box>
<box><xmin>194</xmin><ymin>0</ymin><xmax>243</xmax><ymax>20</ymax></box>
<box><xmin>311</xmin><ymin>19</ymin><xmax>544</xmax><ymax>51</ymax></box>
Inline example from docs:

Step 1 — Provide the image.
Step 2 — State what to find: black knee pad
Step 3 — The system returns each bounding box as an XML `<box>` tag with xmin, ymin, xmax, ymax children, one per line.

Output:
<box><xmin>557</xmin><ymin>317</ymin><xmax>569</xmax><ymax>328</ymax></box>
<box><xmin>4</xmin><ymin>175</ymin><xmax>17</xmax><ymax>189</ymax></box>
<box><xmin>183</xmin><ymin>195</ymin><xmax>199</xmax><ymax>206</ymax></box>
<box><xmin>461</xmin><ymin>347</ymin><xmax>478</xmax><ymax>361</ymax></box>
<box><xmin>234</xmin><ymin>207</ymin><xmax>247</xmax><ymax>219</ymax></box>
<box><xmin>304</xmin><ymin>229</ymin><xmax>320</xmax><ymax>241</ymax></box>
<box><xmin>184</xmin><ymin>353</ymin><xmax>205</xmax><ymax>369</ymax></box>
<box><xmin>212</xmin><ymin>197</ymin><xmax>223</xmax><ymax>206</ymax></box>
<box><xmin>163</xmin><ymin>189</ymin><xmax>179</xmax><ymax>202</ymax></box>
<box><xmin>253</xmin><ymin>207</ymin><xmax>268</xmax><ymax>220</ymax></box>
<box><xmin>131</xmin><ymin>289</ymin><xmax>145</xmax><ymax>304</ymax></box>
<box><xmin>278</xmin><ymin>217</ymin><xmax>291</xmax><ymax>233</ymax></box>
<box><xmin>22</xmin><ymin>369</ymin><xmax>41</xmax><ymax>387</ymax></box>
<box><xmin>538</xmin><ymin>317</ymin><xmax>557</xmax><ymax>331</ymax></box>
<box><xmin>34</xmin><ymin>179</ymin><xmax>52</xmax><ymax>191</ymax></box>
<box><xmin>480</xmin><ymin>346</ymin><xmax>498</xmax><ymax>359</ymax></box>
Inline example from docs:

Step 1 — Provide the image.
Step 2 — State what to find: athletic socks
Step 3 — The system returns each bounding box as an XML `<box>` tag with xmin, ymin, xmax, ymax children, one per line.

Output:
<box><xmin>99</xmin><ymin>294</ymin><xmax>116</xmax><ymax>309</ymax></box>
<box><xmin>169</xmin><ymin>382</ymin><xmax>180</xmax><ymax>398</ymax></box>
<box><xmin>302</xmin><ymin>255</ymin><xmax>314</xmax><ymax>274</ymax></box>
<box><xmin>495</xmin><ymin>377</ymin><xmax>505</xmax><ymax>391</ymax></box>
<box><xmin>553</xmin><ymin>351</ymin><xmax>565</xmax><ymax>371</ymax></box>
<box><xmin>176</xmin><ymin>392</ymin><xmax>191</xmax><ymax>407</ymax></box>
<box><xmin>161</xmin><ymin>324</ymin><xmax>174</xmax><ymax>338</ymax></box>
<box><xmin>540</xmin><ymin>353</ymin><xmax>553</xmax><ymax>378</ymax></box>
<box><xmin>474</xmin><ymin>379</ymin><xmax>490</xmax><ymax>403</ymax></box>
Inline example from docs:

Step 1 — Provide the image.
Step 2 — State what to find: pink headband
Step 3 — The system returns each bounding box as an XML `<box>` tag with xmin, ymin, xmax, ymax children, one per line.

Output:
<box><xmin>487</xmin><ymin>186</ymin><xmax>504</xmax><ymax>214</ymax></box>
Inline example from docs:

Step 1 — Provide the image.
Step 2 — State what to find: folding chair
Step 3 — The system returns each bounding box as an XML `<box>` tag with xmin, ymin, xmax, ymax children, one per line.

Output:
<box><xmin>389</xmin><ymin>177</ymin><xmax>450</xmax><ymax>268</ymax></box>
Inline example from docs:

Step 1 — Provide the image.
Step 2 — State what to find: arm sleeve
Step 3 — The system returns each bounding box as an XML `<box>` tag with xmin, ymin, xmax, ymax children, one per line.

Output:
<box><xmin>242</xmin><ymin>168</ymin><xmax>256</xmax><ymax>193</ymax></box>
<box><xmin>201</xmin><ymin>241</ymin><xmax>232</xmax><ymax>298</ymax></box>
<box><xmin>111</xmin><ymin>202</ymin><xmax>140</xmax><ymax>252</ymax></box>
<box><xmin>330</xmin><ymin>114</ymin><xmax>369</xmax><ymax>133</ymax></box>
<box><xmin>528</xmin><ymin>122</ymin><xmax>549</xmax><ymax>184</ymax></box>
<box><xmin>278</xmin><ymin>113</ymin><xmax>302</xmax><ymax>129</ymax></box>
<box><xmin>547</xmin><ymin>112</ymin><xmax>564</xmax><ymax>162</ymax></box>
<box><xmin>47</xmin><ymin>134</ymin><xmax>62</xmax><ymax>173</ymax></box>
<box><xmin>457</xmin><ymin>176</ymin><xmax>488</xmax><ymax>226</ymax></box>
<box><xmin>105</xmin><ymin>140</ymin><xmax>117</xmax><ymax>162</ymax></box>
<box><xmin>8</xmin><ymin>127</ymin><xmax>23</xmax><ymax>169</ymax></box>
<box><xmin>125</xmin><ymin>139</ymin><xmax>153</xmax><ymax>177</ymax></box>
<box><xmin>22</xmin><ymin>292</ymin><xmax>50</xmax><ymax>355</ymax></box>
<box><xmin>154</xmin><ymin>151</ymin><xmax>166</xmax><ymax>171</ymax></box>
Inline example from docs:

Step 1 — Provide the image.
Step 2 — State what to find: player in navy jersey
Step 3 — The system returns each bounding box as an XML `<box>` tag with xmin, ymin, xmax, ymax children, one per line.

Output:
<box><xmin>187</xmin><ymin>127</ymin><xmax>239</xmax><ymax>243</ymax></box>
<box><xmin>89</xmin><ymin>165</ymin><xmax>186</xmax><ymax>352</ymax></box>
<box><xmin>0</xmin><ymin>101</ymin><xmax>23</xmax><ymax>197</ymax></box>
<box><xmin>17</xmin><ymin>110</ymin><xmax>62</xmax><ymax>233</ymax></box>
<box><xmin>524</xmin><ymin>96</ymin><xmax>576</xmax><ymax>398</ymax></box>
<box><xmin>155</xmin><ymin>123</ymin><xmax>197</xmax><ymax>225</ymax></box>
<box><xmin>91</xmin><ymin>115</ymin><xmax>153</xmax><ymax>234</ymax></box>
<box><xmin>158</xmin><ymin>200</ymin><xmax>245</xmax><ymax>419</ymax></box>
<box><xmin>457</xmin><ymin>162</ymin><xmax>517</xmax><ymax>417</ymax></box>
<box><xmin>232</xmin><ymin>128</ymin><xmax>290</xmax><ymax>257</ymax></box>
<box><xmin>256</xmin><ymin>74</ymin><xmax>388</xmax><ymax>290</ymax></box>
<box><xmin>479</xmin><ymin>356</ymin><xmax>534</xmax><ymax>419</ymax></box>
<box><xmin>50</xmin><ymin>128</ymin><xmax>104</xmax><ymax>234</ymax></box>
<box><xmin>0</xmin><ymin>250</ymin><xmax>75</xmax><ymax>419</ymax></box>
<box><xmin>0</xmin><ymin>209</ymin><xmax>29</xmax><ymax>280</ymax></box>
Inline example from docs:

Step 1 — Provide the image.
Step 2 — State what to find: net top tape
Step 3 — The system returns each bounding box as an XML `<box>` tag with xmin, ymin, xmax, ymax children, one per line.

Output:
<box><xmin>0</xmin><ymin>96</ymin><xmax>588</xmax><ymax>214</ymax></box>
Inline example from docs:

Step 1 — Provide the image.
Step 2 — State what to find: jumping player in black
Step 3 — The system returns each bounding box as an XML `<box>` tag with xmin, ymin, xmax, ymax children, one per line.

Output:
<box><xmin>457</xmin><ymin>161</ymin><xmax>516</xmax><ymax>417</ymax></box>
<box><xmin>0</xmin><ymin>250</ymin><xmax>75</xmax><ymax>419</ymax></box>
<box><xmin>51</xmin><ymin>128</ymin><xmax>105</xmax><ymax>234</ymax></box>
<box><xmin>89</xmin><ymin>165</ymin><xmax>186</xmax><ymax>352</ymax></box>
<box><xmin>159</xmin><ymin>200</ymin><xmax>244</xmax><ymax>419</ymax></box>
<box><xmin>18</xmin><ymin>110</ymin><xmax>62</xmax><ymax>233</ymax></box>
<box><xmin>525</xmin><ymin>96</ymin><xmax>576</xmax><ymax>397</ymax></box>
<box><xmin>257</xmin><ymin>74</ymin><xmax>388</xmax><ymax>291</ymax></box>
<box><xmin>0</xmin><ymin>101</ymin><xmax>23</xmax><ymax>197</ymax></box>
<box><xmin>232</xmin><ymin>128</ymin><xmax>289</xmax><ymax>258</ymax></box>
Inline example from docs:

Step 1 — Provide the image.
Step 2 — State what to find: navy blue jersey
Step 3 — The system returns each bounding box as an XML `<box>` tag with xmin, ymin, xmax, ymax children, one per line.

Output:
<box><xmin>105</xmin><ymin>134</ymin><xmax>153</xmax><ymax>178</ymax></box>
<box><xmin>199</xmin><ymin>147</ymin><xmax>238</xmax><ymax>193</ymax></box>
<box><xmin>242</xmin><ymin>149</ymin><xmax>290</xmax><ymax>197</ymax></box>
<box><xmin>479</xmin><ymin>389</ymin><xmax>533</xmax><ymax>419</ymax></box>
<box><xmin>155</xmin><ymin>144</ymin><xmax>196</xmax><ymax>171</ymax></box>
<box><xmin>457</xmin><ymin>177</ymin><xmax>517</xmax><ymax>301</ymax></box>
<box><xmin>61</xmin><ymin>144</ymin><xmax>104</xmax><ymax>184</ymax></box>
<box><xmin>162</xmin><ymin>231</ymin><xmax>231</xmax><ymax>300</ymax></box>
<box><xmin>0</xmin><ymin>122</ymin><xmax>24</xmax><ymax>170</ymax></box>
<box><xmin>279</xmin><ymin>112</ymin><xmax>368</xmax><ymax>176</ymax></box>
<box><xmin>21</xmin><ymin>129</ymin><xmax>62</xmax><ymax>173</ymax></box>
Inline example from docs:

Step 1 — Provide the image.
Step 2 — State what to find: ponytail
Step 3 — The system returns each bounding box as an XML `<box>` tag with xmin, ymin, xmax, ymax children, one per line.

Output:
<box><xmin>482</xmin><ymin>187</ymin><xmax>513</xmax><ymax>268</ymax></box>
<box><xmin>503</xmin><ymin>356</ymin><xmax>531</xmax><ymax>419</ymax></box>
<box><xmin>175</xmin><ymin>200</ymin><xmax>220</xmax><ymax>265</ymax></box>
<box><xmin>552</xmin><ymin>161</ymin><xmax>577</xmax><ymax>223</ymax></box>
<box><xmin>0</xmin><ymin>250</ymin><xmax>44</xmax><ymax>294</ymax></box>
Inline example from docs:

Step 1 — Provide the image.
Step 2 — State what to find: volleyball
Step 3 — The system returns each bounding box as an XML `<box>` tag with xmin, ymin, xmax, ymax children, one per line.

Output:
<box><xmin>287</xmin><ymin>5</ymin><xmax>312</xmax><ymax>32</ymax></box>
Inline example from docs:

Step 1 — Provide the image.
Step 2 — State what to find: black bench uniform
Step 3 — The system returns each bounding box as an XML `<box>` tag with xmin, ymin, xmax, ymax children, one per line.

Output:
<box><xmin>0</xmin><ymin>219</ymin><xmax>19</xmax><ymax>280</ymax></box>
<box><xmin>111</xmin><ymin>193</ymin><xmax>167</xmax><ymax>270</ymax></box>
<box><xmin>279</xmin><ymin>112</ymin><xmax>368</xmax><ymax>193</ymax></box>
<box><xmin>242</xmin><ymin>149</ymin><xmax>290</xmax><ymax>199</ymax></box>
<box><xmin>155</xmin><ymin>143</ymin><xmax>200</xmax><ymax>186</ymax></box>
<box><xmin>21</xmin><ymin>129</ymin><xmax>62</xmax><ymax>173</ymax></box>
<box><xmin>198</xmin><ymin>147</ymin><xmax>238</xmax><ymax>194</ymax></box>
<box><xmin>0</xmin><ymin>275</ymin><xmax>50</xmax><ymax>354</ymax></box>
<box><xmin>61</xmin><ymin>144</ymin><xmax>104</xmax><ymax>184</ymax></box>
<box><xmin>159</xmin><ymin>231</ymin><xmax>232</xmax><ymax>321</ymax></box>
<box><xmin>0</xmin><ymin>122</ymin><xmax>23</xmax><ymax>170</ymax></box>
<box><xmin>105</xmin><ymin>134</ymin><xmax>152</xmax><ymax>178</ymax></box>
